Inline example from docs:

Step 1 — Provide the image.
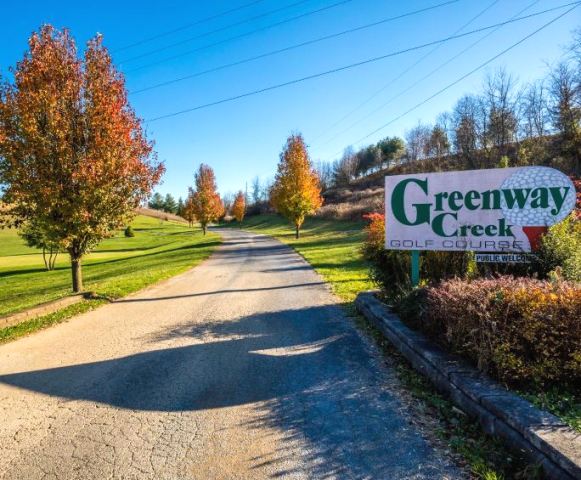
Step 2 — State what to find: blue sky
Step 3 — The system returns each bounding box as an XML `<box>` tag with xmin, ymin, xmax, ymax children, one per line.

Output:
<box><xmin>1</xmin><ymin>0</ymin><xmax>579</xmax><ymax>199</ymax></box>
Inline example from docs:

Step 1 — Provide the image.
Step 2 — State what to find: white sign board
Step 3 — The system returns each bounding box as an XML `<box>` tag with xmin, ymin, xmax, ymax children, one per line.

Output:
<box><xmin>385</xmin><ymin>167</ymin><xmax>576</xmax><ymax>253</ymax></box>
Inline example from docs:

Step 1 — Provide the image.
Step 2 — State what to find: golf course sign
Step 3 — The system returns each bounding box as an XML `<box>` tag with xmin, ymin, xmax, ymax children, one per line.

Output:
<box><xmin>385</xmin><ymin>166</ymin><xmax>576</xmax><ymax>253</ymax></box>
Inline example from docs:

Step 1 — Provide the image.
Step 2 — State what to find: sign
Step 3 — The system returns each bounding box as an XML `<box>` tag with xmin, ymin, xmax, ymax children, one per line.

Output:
<box><xmin>385</xmin><ymin>166</ymin><xmax>576</xmax><ymax>253</ymax></box>
<box><xmin>475</xmin><ymin>253</ymin><xmax>535</xmax><ymax>263</ymax></box>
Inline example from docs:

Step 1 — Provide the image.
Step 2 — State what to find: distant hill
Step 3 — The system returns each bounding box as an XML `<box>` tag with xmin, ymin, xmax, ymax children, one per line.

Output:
<box><xmin>136</xmin><ymin>207</ymin><xmax>187</xmax><ymax>223</ymax></box>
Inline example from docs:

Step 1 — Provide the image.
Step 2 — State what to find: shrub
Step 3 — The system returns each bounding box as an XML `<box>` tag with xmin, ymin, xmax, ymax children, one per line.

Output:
<box><xmin>413</xmin><ymin>276</ymin><xmax>581</xmax><ymax>389</ymax></box>
<box><xmin>124</xmin><ymin>226</ymin><xmax>135</xmax><ymax>238</ymax></box>
<box><xmin>361</xmin><ymin>213</ymin><xmax>411</xmax><ymax>298</ymax></box>
<box><xmin>535</xmin><ymin>213</ymin><xmax>581</xmax><ymax>281</ymax></box>
<box><xmin>362</xmin><ymin>213</ymin><xmax>474</xmax><ymax>298</ymax></box>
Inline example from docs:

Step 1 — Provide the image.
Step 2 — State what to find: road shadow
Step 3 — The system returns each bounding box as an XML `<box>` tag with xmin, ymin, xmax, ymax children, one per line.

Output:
<box><xmin>0</xmin><ymin>305</ymin><xmax>457</xmax><ymax>478</ymax></box>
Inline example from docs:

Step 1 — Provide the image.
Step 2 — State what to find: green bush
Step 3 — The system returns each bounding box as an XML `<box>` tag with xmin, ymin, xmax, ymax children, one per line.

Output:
<box><xmin>535</xmin><ymin>213</ymin><xmax>581</xmax><ymax>282</ymax></box>
<box><xmin>362</xmin><ymin>213</ymin><xmax>474</xmax><ymax>299</ymax></box>
<box><xmin>124</xmin><ymin>226</ymin><xmax>135</xmax><ymax>238</ymax></box>
<box><xmin>409</xmin><ymin>276</ymin><xmax>581</xmax><ymax>389</ymax></box>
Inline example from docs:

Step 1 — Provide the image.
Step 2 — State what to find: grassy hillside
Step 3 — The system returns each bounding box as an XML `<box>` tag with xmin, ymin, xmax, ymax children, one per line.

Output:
<box><xmin>1</xmin><ymin>216</ymin><xmax>220</xmax><ymax>317</ymax></box>
<box><xmin>223</xmin><ymin>214</ymin><xmax>374</xmax><ymax>302</ymax></box>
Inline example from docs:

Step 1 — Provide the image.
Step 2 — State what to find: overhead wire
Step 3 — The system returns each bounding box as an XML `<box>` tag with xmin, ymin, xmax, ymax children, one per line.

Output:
<box><xmin>145</xmin><ymin>2</ymin><xmax>579</xmax><ymax>123</ymax></box>
<box><xmin>131</xmin><ymin>0</ymin><xmax>460</xmax><ymax>95</ymax></box>
<box><xmin>113</xmin><ymin>0</ymin><xmax>268</xmax><ymax>53</ymax></box>
<box><xmin>125</xmin><ymin>0</ymin><xmax>354</xmax><ymax>73</ymax></box>
<box><xmin>120</xmin><ymin>0</ymin><xmax>317</xmax><ymax>64</ymax></box>
<box><xmin>324</xmin><ymin>2</ymin><xmax>579</xmax><ymax>160</ymax></box>
<box><xmin>317</xmin><ymin>0</ymin><xmax>541</xmax><ymax>148</ymax></box>
<box><xmin>311</xmin><ymin>0</ymin><xmax>499</xmax><ymax>143</ymax></box>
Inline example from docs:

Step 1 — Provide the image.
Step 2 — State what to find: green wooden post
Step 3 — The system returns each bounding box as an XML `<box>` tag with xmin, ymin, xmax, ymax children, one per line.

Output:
<box><xmin>411</xmin><ymin>250</ymin><xmax>420</xmax><ymax>287</ymax></box>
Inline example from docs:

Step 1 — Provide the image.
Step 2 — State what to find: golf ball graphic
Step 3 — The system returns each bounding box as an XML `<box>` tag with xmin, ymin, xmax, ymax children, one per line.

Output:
<box><xmin>500</xmin><ymin>167</ymin><xmax>575</xmax><ymax>226</ymax></box>
<box><xmin>500</xmin><ymin>166</ymin><xmax>575</xmax><ymax>250</ymax></box>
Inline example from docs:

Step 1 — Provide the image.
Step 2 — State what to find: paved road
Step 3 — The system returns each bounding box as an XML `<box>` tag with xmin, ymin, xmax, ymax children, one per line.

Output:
<box><xmin>0</xmin><ymin>229</ymin><xmax>464</xmax><ymax>479</ymax></box>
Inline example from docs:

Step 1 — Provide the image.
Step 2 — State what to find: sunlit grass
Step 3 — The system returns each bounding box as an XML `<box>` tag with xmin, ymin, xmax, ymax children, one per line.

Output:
<box><xmin>0</xmin><ymin>215</ymin><xmax>220</xmax><ymax>317</ymax></box>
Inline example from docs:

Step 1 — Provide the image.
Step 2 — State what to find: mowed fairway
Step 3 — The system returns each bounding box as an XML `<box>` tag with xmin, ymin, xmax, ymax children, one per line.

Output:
<box><xmin>0</xmin><ymin>215</ymin><xmax>220</xmax><ymax>317</ymax></box>
<box><xmin>224</xmin><ymin>214</ymin><xmax>374</xmax><ymax>302</ymax></box>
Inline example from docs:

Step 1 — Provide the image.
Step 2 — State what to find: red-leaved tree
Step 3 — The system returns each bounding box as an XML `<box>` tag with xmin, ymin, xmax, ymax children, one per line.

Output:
<box><xmin>0</xmin><ymin>26</ymin><xmax>164</xmax><ymax>292</ymax></box>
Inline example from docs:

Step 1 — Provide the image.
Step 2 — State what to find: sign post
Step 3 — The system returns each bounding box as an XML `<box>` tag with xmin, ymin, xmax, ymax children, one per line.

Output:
<box><xmin>411</xmin><ymin>250</ymin><xmax>420</xmax><ymax>287</ymax></box>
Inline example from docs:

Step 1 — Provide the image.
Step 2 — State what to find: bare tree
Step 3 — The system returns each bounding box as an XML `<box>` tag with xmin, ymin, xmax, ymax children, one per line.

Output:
<box><xmin>425</xmin><ymin>125</ymin><xmax>450</xmax><ymax>169</ymax></box>
<box><xmin>548</xmin><ymin>61</ymin><xmax>581</xmax><ymax>172</ymax></box>
<box><xmin>405</xmin><ymin>122</ymin><xmax>431</xmax><ymax>161</ymax></box>
<box><xmin>251</xmin><ymin>176</ymin><xmax>261</xmax><ymax>205</ymax></box>
<box><xmin>314</xmin><ymin>160</ymin><xmax>333</xmax><ymax>191</ymax></box>
<box><xmin>332</xmin><ymin>147</ymin><xmax>359</xmax><ymax>186</ymax></box>
<box><xmin>452</xmin><ymin>95</ymin><xmax>479</xmax><ymax>166</ymax></box>
<box><xmin>520</xmin><ymin>80</ymin><xmax>549</xmax><ymax>139</ymax></box>
<box><xmin>483</xmin><ymin>69</ymin><xmax>519</xmax><ymax>158</ymax></box>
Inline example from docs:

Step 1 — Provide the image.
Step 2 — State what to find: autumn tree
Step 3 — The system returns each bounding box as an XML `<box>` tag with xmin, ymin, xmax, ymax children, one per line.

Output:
<box><xmin>182</xmin><ymin>195</ymin><xmax>196</xmax><ymax>227</ymax></box>
<box><xmin>232</xmin><ymin>191</ymin><xmax>246</xmax><ymax>224</ymax></box>
<box><xmin>270</xmin><ymin>133</ymin><xmax>322</xmax><ymax>239</ymax></box>
<box><xmin>0</xmin><ymin>26</ymin><xmax>163</xmax><ymax>292</ymax></box>
<box><xmin>189</xmin><ymin>164</ymin><xmax>224</xmax><ymax>235</ymax></box>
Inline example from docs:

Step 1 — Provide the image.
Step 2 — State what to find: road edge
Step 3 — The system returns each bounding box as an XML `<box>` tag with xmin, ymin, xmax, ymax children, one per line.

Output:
<box><xmin>355</xmin><ymin>290</ymin><xmax>580</xmax><ymax>480</ymax></box>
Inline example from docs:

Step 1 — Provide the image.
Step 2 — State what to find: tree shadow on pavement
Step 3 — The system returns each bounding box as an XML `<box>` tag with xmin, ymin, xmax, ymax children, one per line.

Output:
<box><xmin>0</xmin><ymin>305</ymin><xmax>460</xmax><ymax>479</ymax></box>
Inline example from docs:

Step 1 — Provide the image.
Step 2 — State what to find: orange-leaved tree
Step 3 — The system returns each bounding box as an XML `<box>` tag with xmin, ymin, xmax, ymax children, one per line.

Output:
<box><xmin>0</xmin><ymin>26</ymin><xmax>164</xmax><ymax>292</ymax></box>
<box><xmin>182</xmin><ymin>195</ymin><xmax>196</xmax><ymax>227</ymax></box>
<box><xmin>189</xmin><ymin>164</ymin><xmax>224</xmax><ymax>235</ymax></box>
<box><xmin>270</xmin><ymin>133</ymin><xmax>322</xmax><ymax>238</ymax></box>
<box><xmin>232</xmin><ymin>191</ymin><xmax>246</xmax><ymax>224</ymax></box>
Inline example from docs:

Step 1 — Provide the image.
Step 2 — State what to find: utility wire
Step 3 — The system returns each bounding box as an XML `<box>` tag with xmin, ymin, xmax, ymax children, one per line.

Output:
<box><xmin>131</xmin><ymin>0</ymin><xmax>460</xmax><ymax>95</ymax></box>
<box><xmin>126</xmin><ymin>0</ymin><xmax>354</xmax><ymax>73</ymax></box>
<box><xmin>312</xmin><ymin>0</ymin><xmax>498</xmax><ymax>143</ymax></box>
<box><xmin>120</xmin><ymin>0</ymin><xmax>315</xmax><ymax>64</ymax></box>
<box><xmin>325</xmin><ymin>2</ymin><xmax>579</xmax><ymax>160</ymax></box>
<box><xmin>113</xmin><ymin>0</ymin><xmax>267</xmax><ymax>53</ymax></box>
<box><xmin>317</xmin><ymin>0</ymin><xmax>541</xmax><ymax>148</ymax></box>
<box><xmin>146</xmin><ymin>2</ymin><xmax>579</xmax><ymax>123</ymax></box>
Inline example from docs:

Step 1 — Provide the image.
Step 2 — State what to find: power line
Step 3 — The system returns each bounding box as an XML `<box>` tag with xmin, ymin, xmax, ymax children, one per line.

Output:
<box><xmin>145</xmin><ymin>2</ymin><xmax>580</xmax><ymax>123</ymax></box>
<box><xmin>113</xmin><ymin>0</ymin><xmax>268</xmax><ymax>53</ymax></box>
<box><xmin>131</xmin><ymin>0</ymin><xmax>460</xmax><ymax>95</ymax></box>
<box><xmin>317</xmin><ymin>0</ymin><xmax>541</xmax><ymax>148</ymax></box>
<box><xmin>326</xmin><ymin>2</ymin><xmax>579</xmax><ymax>160</ymax></box>
<box><xmin>311</xmin><ymin>0</ymin><xmax>498</xmax><ymax>143</ymax></box>
<box><xmin>120</xmin><ymin>0</ymin><xmax>315</xmax><ymax>64</ymax></box>
<box><xmin>125</xmin><ymin>0</ymin><xmax>354</xmax><ymax>73</ymax></box>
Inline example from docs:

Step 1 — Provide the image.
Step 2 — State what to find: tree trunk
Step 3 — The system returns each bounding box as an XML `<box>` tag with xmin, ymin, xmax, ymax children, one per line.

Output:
<box><xmin>42</xmin><ymin>247</ymin><xmax>49</xmax><ymax>271</ymax></box>
<box><xmin>202</xmin><ymin>223</ymin><xmax>207</xmax><ymax>235</ymax></box>
<box><xmin>49</xmin><ymin>248</ymin><xmax>58</xmax><ymax>270</ymax></box>
<box><xmin>71</xmin><ymin>256</ymin><xmax>83</xmax><ymax>293</ymax></box>
<box><xmin>295</xmin><ymin>224</ymin><xmax>300</xmax><ymax>239</ymax></box>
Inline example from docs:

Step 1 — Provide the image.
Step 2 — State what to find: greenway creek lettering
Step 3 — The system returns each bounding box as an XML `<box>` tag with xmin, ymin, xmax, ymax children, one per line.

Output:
<box><xmin>390</xmin><ymin>178</ymin><xmax>570</xmax><ymax>238</ymax></box>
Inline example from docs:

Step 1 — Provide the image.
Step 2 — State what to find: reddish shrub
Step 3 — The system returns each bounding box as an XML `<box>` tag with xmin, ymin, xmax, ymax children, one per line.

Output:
<box><xmin>415</xmin><ymin>276</ymin><xmax>581</xmax><ymax>388</ymax></box>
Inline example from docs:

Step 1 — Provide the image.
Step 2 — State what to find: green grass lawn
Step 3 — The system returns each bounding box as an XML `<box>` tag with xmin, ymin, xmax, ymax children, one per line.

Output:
<box><xmin>1</xmin><ymin>215</ymin><xmax>220</xmax><ymax>317</ymax></box>
<box><xmin>223</xmin><ymin>214</ymin><xmax>374</xmax><ymax>302</ymax></box>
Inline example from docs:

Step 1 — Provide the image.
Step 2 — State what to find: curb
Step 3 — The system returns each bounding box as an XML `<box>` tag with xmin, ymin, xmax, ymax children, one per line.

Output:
<box><xmin>0</xmin><ymin>294</ymin><xmax>85</xmax><ymax>329</ymax></box>
<box><xmin>355</xmin><ymin>291</ymin><xmax>580</xmax><ymax>480</ymax></box>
